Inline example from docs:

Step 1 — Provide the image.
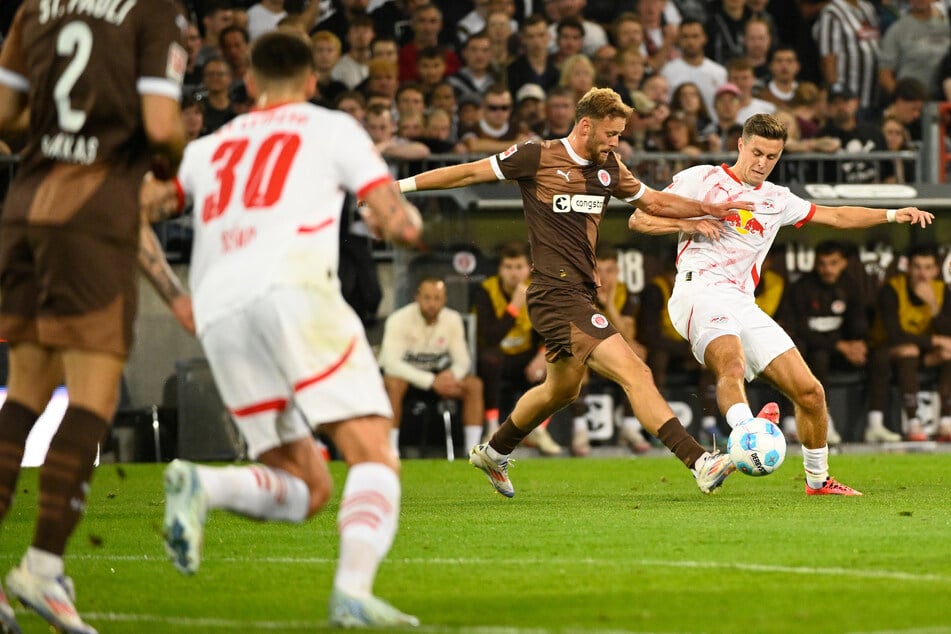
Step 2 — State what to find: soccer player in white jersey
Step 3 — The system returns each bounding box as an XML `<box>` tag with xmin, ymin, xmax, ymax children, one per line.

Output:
<box><xmin>629</xmin><ymin>113</ymin><xmax>934</xmax><ymax>496</ymax></box>
<box><xmin>141</xmin><ymin>32</ymin><xmax>422</xmax><ymax>627</ymax></box>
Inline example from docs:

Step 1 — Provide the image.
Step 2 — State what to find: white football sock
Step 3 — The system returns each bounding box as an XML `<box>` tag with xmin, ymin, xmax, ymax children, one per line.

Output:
<box><xmin>867</xmin><ymin>410</ymin><xmax>884</xmax><ymax>429</ymax></box>
<box><xmin>802</xmin><ymin>445</ymin><xmax>829</xmax><ymax>489</ymax></box>
<box><xmin>197</xmin><ymin>465</ymin><xmax>309</xmax><ymax>522</ymax></box>
<box><xmin>23</xmin><ymin>546</ymin><xmax>63</xmax><ymax>578</ymax></box>
<box><xmin>334</xmin><ymin>462</ymin><xmax>400</xmax><ymax>598</ymax></box>
<box><xmin>464</xmin><ymin>425</ymin><xmax>482</xmax><ymax>451</ymax></box>
<box><xmin>725</xmin><ymin>403</ymin><xmax>754</xmax><ymax>428</ymax></box>
<box><xmin>573</xmin><ymin>416</ymin><xmax>588</xmax><ymax>433</ymax></box>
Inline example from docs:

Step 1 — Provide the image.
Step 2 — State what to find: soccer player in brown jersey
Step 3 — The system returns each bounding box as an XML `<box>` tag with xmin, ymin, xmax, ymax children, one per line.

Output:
<box><xmin>398</xmin><ymin>87</ymin><xmax>749</xmax><ymax>498</ymax></box>
<box><xmin>0</xmin><ymin>1</ymin><xmax>187</xmax><ymax>631</ymax></box>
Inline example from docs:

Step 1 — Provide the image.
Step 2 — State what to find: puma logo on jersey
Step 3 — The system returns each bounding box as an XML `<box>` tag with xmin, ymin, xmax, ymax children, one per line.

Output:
<box><xmin>556</xmin><ymin>169</ymin><xmax>571</xmax><ymax>182</ymax></box>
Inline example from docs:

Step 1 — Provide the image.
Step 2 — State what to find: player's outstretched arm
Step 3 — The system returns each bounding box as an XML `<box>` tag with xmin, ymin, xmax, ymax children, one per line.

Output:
<box><xmin>362</xmin><ymin>181</ymin><xmax>423</xmax><ymax>247</ymax></box>
<box><xmin>634</xmin><ymin>187</ymin><xmax>755</xmax><ymax>219</ymax></box>
<box><xmin>628</xmin><ymin>209</ymin><xmax>724</xmax><ymax>240</ymax></box>
<box><xmin>398</xmin><ymin>157</ymin><xmax>498</xmax><ymax>192</ymax></box>
<box><xmin>138</xmin><ymin>220</ymin><xmax>195</xmax><ymax>335</ymax></box>
<box><xmin>141</xmin><ymin>93</ymin><xmax>186</xmax><ymax>178</ymax></box>
<box><xmin>811</xmin><ymin>205</ymin><xmax>934</xmax><ymax>229</ymax></box>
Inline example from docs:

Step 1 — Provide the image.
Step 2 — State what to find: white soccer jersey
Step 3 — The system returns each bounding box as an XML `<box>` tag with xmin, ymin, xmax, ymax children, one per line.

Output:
<box><xmin>666</xmin><ymin>164</ymin><xmax>815</xmax><ymax>295</ymax></box>
<box><xmin>178</xmin><ymin>102</ymin><xmax>391</xmax><ymax>332</ymax></box>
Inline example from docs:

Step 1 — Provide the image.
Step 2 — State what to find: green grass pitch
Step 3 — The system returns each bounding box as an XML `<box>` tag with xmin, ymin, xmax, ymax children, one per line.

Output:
<box><xmin>1</xmin><ymin>453</ymin><xmax>950</xmax><ymax>633</ymax></box>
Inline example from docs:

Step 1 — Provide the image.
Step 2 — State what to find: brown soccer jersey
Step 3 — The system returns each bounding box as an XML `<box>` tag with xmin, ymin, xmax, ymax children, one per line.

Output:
<box><xmin>0</xmin><ymin>0</ymin><xmax>186</xmax><ymax>245</ymax></box>
<box><xmin>489</xmin><ymin>139</ymin><xmax>645</xmax><ymax>287</ymax></box>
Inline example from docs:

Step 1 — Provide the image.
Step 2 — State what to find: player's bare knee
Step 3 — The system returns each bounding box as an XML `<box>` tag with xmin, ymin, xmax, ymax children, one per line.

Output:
<box><xmin>795</xmin><ymin>379</ymin><xmax>826</xmax><ymax>414</ymax></box>
<box><xmin>718</xmin><ymin>358</ymin><xmax>746</xmax><ymax>381</ymax></box>
<box><xmin>307</xmin><ymin>479</ymin><xmax>333</xmax><ymax>517</ymax></box>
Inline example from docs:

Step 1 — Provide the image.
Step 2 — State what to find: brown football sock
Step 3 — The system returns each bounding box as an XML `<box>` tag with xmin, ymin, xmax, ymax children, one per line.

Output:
<box><xmin>0</xmin><ymin>400</ymin><xmax>39</xmax><ymax>519</ymax></box>
<box><xmin>34</xmin><ymin>406</ymin><xmax>109</xmax><ymax>556</ymax></box>
<box><xmin>657</xmin><ymin>418</ymin><xmax>706</xmax><ymax>468</ymax></box>
<box><xmin>488</xmin><ymin>416</ymin><xmax>531</xmax><ymax>455</ymax></box>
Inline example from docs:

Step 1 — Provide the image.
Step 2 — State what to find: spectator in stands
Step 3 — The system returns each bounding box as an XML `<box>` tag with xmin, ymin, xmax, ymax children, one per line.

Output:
<box><xmin>661</xmin><ymin>20</ymin><xmax>728</xmax><ymax>116</ymax></box>
<box><xmin>312</xmin><ymin>31</ymin><xmax>349</xmax><ymax>106</ymax></box>
<box><xmin>640</xmin><ymin>72</ymin><xmax>671</xmax><ymax>108</ymax></box>
<box><xmin>541</xmin><ymin>85</ymin><xmax>577</xmax><ymax>139</ymax></box>
<box><xmin>549</xmin><ymin>0</ymin><xmax>609</xmax><ymax>56</ymax></box>
<box><xmin>420</xmin><ymin>108</ymin><xmax>461</xmax><ymax>153</ymax></box>
<box><xmin>336</xmin><ymin>90</ymin><xmax>367</xmax><ymax>124</ymax></box>
<box><xmin>369</xmin><ymin>0</ymin><xmax>413</xmax><ymax>44</ymax></box>
<box><xmin>365</xmin><ymin>104</ymin><xmax>431</xmax><ymax>162</ymax></box>
<box><xmin>370</xmin><ymin>35</ymin><xmax>399</xmax><ymax>67</ymax></box>
<box><xmin>311</xmin><ymin>0</ymin><xmax>368</xmax><ymax>41</ymax></box>
<box><xmin>670</xmin><ymin>81</ymin><xmax>717</xmax><ymax>141</ymax></box>
<box><xmin>818</xmin><ymin>83</ymin><xmax>885</xmax><ymax>184</ymax></box>
<box><xmin>551</xmin><ymin>18</ymin><xmax>586</xmax><ymax>70</ymax></box>
<box><xmin>457</xmin><ymin>93</ymin><xmax>484</xmax><ymax>139</ymax></box>
<box><xmin>486</xmin><ymin>8</ymin><xmax>518</xmax><ymax>76</ymax></box>
<box><xmin>704</xmin><ymin>0</ymin><xmax>751</xmax><ymax>65</ymax></box>
<box><xmin>458</xmin><ymin>0</ymin><xmax>518</xmax><ymax>47</ymax></box>
<box><xmin>396</xmin><ymin>82</ymin><xmax>426</xmax><ymax>118</ymax></box>
<box><xmin>711</xmin><ymin>82</ymin><xmax>742</xmax><ymax>145</ymax></box>
<box><xmin>448</xmin><ymin>32</ymin><xmax>496</xmax><ymax>102</ymax></box>
<box><xmin>771</xmin><ymin>108</ymin><xmax>840</xmax><ymax>156</ymax></box>
<box><xmin>470</xmin><ymin>242</ymin><xmax>559</xmax><ymax>454</ymax></box>
<box><xmin>787</xmin><ymin>81</ymin><xmax>825</xmax><ymax>139</ymax></box>
<box><xmin>637</xmin><ymin>259</ymin><xmax>719</xmax><ymax>443</ymax></box>
<box><xmin>461</xmin><ymin>85</ymin><xmax>535</xmax><ymax>154</ymax></box>
<box><xmin>415</xmin><ymin>47</ymin><xmax>448</xmax><ymax>97</ymax></box>
<box><xmin>592</xmin><ymin>44</ymin><xmax>619</xmax><ymax>88</ymax></box>
<box><xmin>332</xmin><ymin>15</ymin><xmax>376</xmax><ymax>90</ymax></box>
<box><xmin>757</xmin><ymin>46</ymin><xmax>801</xmax><ymax>109</ymax></box>
<box><xmin>360</xmin><ymin>59</ymin><xmax>400</xmax><ymax>104</ymax></box>
<box><xmin>611</xmin><ymin>12</ymin><xmax>645</xmax><ymax>54</ymax></box>
<box><xmin>277</xmin><ymin>15</ymin><xmax>312</xmax><ymax>43</ymax></box>
<box><xmin>742</xmin><ymin>16</ymin><xmax>772</xmax><ymax>84</ymax></box>
<box><xmin>514</xmin><ymin>84</ymin><xmax>548</xmax><ymax>137</ymax></box>
<box><xmin>875</xmin><ymin>77</ymin><xmax>927</xmax><ymax>143</ymax></box>
<box><xmin>220</xmin><ymin>26</ymin><xmax>250</xmax><ymax>90</ymax></box>
<box><xmin>199</xmin><ymin>58</ymin><xmax>236</xmax><ymax>134</ymax></box>
<box><xmin>428</xmin><ymin>81</ymin><xmax>459</xmax><ymax>127</ymax></box>
<box><xmin>728</xmin><ymin>57</ymin><xmax>776</xmax><ymax>123</ymax></box>
<box><xmin>398</xmin><ymin>4</ymin><xmax>461</xmax><ymax>82</ymax></box>
<box><xmin>181</xmin><ymin>94</ymin><xmax>205</xmax><ymax>144</ymax></box>
<box><xmin>613</xmin><ymin>48</ymin><xmax>648</xmax><ymax>108</ymax></box>
<box><xmin>878</xmin><ymin>0</ymin><xmax>949</xmax><ymax>101</ymax></box>
<box><xmin>183</xmin><ymin>22</ymin><xmax>204</xmax><ymax>94</ymax></box>
<box><xmin>635</xmin><ymin>0</ymin><xmax>678</xmax><ymax>73</ymax></box>
<box><xmin>814</xmin><ymin>0</ymin><xmax>881</xmax><ymax>121</ymax></box>
<box><xmin>880</xmin><ymin>114</ymin><xmax>915</xmax><ymax>184</ymax></box>
<box><xmin>559</xmin><ymin>54</ymin><xmax>597</xmax><ymax>104</ymax></box>
<box><xmin>507</xmin><ymin>15</ymin><xmax>560</xmax><ymax>95</ymax></box>
<box><xmin>379</xmin><ymin>277</ymin><xmax>486</xmax><ymax>455</ymax></box>
<box><xmin>781</xmin><ymin>242</ymin><xmax>868</xmax><ymax>442</ymax></box>
<box><xmin>746</xmin><ymin>0</ymin><xmax>777</xmax><ymax>40</ymax></box>
<box><xmin>867</xmin><ymin>244</ymin><xmax>951</xmax><ymax>442</ymax></box>
<box><xmin>197</xmin><ymin>0</ymin><xmax>234</xmax><ymax>69</ymax></box>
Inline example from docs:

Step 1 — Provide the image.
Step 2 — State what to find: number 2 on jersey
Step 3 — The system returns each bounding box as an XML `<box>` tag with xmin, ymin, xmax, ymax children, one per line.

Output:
<box><xmin>202</xmin><ymin>132</ymin><xmax>302</xmax><ymax>222</ymax></box>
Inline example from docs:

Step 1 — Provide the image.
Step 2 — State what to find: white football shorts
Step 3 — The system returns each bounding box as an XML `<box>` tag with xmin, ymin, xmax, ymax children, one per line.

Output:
<box><xmin>199</xmin><ymin>285</ymin><xmax>392</xmax><ymax>458</ymax></box>
<box><xmin>667</xmin><ymin>272</ymin><xmax>794</xmax><ymax>382</ymax></box>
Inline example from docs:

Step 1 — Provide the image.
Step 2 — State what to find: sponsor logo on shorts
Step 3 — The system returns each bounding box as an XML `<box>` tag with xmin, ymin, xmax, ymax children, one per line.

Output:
<box><xmin>598</xmin><ymin>169</ymin><xmax>611</xmax><ymax>186</ymax></box>
<box><xmin>591</xmin><ymin>313</ymin><xmax>609</xmax><ymax>328</ymax></box>
<box><xmin>710</xmin><ymin>315</ymin><xmax>729</xmax><ymax>324</ymax></box>
<box><xmin>552</xmin><ymin>194</ymin><xmax>604</xmax><ymax>214</ymax></box>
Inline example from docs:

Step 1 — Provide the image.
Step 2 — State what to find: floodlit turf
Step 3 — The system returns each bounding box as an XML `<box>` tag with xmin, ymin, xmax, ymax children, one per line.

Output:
<box><xmin>1</xmin><ymin>453</ymin><xmax>950</xmax><ymax>633</ymax></box>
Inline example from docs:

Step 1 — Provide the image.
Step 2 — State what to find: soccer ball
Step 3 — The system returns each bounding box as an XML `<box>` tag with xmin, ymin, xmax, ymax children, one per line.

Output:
<box><xmin>727</xmin><ymin>417</ymin><xmax>787</xmax><ymax>476</ymax></box>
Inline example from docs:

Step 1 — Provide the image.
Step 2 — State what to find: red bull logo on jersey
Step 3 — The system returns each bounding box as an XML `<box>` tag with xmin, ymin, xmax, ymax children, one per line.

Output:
<box><xmin>722</xmin><ymin>209</ymin><xmax>766</xmax><ymax>237</ymax></box>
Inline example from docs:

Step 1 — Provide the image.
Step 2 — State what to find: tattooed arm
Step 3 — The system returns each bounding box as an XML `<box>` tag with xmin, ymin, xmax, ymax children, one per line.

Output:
<box><xmin>138</xmin><ymin>222</ymin><xmax>195</xmax><ymax>335</ymax></box>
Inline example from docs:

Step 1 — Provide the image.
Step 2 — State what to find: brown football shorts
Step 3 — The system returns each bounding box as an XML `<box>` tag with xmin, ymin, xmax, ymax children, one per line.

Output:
<box><xmin>527</xmin><ymin>282</ymin><xmax>618</xmax><ymax>363</ymax></box>
<box><xmin>0</xmin><ymin>224</ymin><xmax>138</xmax><ymax>357</ymax></box>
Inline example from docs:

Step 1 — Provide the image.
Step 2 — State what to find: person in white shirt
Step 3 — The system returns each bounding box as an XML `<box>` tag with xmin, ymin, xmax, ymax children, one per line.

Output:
<box><xmin>660</xmin><ymin>19</ymin><xmax>727</xmax><ymax>115</ymax></box>
<box><xmin>142</xmin><ymin>32</ymin><xmax>422</xmax><ymax>628</ymax></box>
<box><xmin>331</xmin><ymin>15</ymin><xmax>376</xmax><ymax>90</ymax></box>
<box><xmin>629</xmin><ymin>113</ymin><xmax>934</xmax><ymax>496</ymax></box>
<box><xmin>727</xmin><ymin>58</ymin><xmax>775</xmax><ymax>124</ymax></box>
<box><xmin>379</xmin><ymin>278</ymin><xmax>485</xmax><ymax>454</ymax></box>
<box><xmin>246</xmin><ymin>0</ymin><xmax>287</xmax><ymax>41</ymax></box>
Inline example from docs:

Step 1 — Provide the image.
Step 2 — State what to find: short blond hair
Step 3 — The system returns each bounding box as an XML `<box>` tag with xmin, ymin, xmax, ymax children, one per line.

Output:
<box><xmin>575</xmin><ymin>87</ymin><xmax>632</xmax><ymax>123</ymax></box>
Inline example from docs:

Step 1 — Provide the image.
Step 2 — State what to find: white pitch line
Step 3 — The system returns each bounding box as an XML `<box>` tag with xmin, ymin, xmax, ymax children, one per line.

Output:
<box><xmin>78</xmin><ymin>613</ymin><xmax>679</xmax><ymax>634</ymax></box>
<box><xmin>65</xmin><ymin>554</ymin><xmax>951</xmax><ymax>584</ymax></box>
